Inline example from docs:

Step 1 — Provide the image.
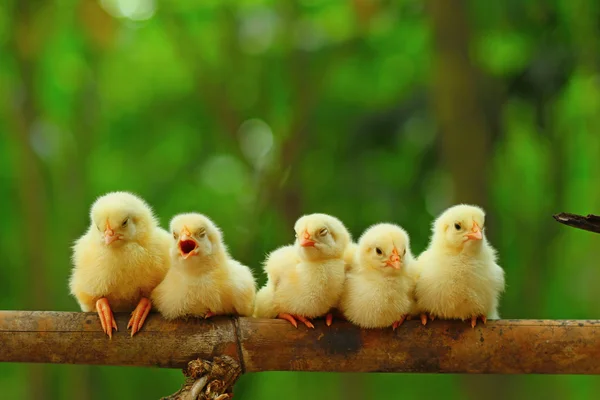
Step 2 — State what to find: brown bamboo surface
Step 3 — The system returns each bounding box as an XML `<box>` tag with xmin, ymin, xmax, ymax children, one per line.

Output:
<box><xmin>1</xmin><ymin>311</ymin><xmax>599</xmax><ymax>374</ymax></box>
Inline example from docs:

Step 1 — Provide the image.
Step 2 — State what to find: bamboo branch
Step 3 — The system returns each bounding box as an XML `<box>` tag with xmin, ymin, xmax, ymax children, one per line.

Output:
<box><xmin>2</xmin><ymin>311</ymin><xmax>600</xmax><ymax>374</ymax></box>
<box><xmin>553</xmin><ymin>213</ymin><xmax>600</xmax><ymax>234</ymax></box>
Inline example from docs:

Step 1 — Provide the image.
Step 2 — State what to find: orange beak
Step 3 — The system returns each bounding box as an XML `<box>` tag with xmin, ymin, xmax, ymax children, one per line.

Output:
<box><xmin>300</xmin><ymin>230</ymin><xmax>316</xmax><ymax>247</ymax></box>
<box><xmin>178</xmin><ymin>226</ymin><xmax>198</xmax><ymax>259</ymax></box>
<box><xmin>104</xmin><ymin>223</ymin><xmax>119</xmax><ymax>245</ymax></box>
<box><xmin>466</xmin><ymin>222</ymin><xmax>483</xmax><ymax>241</ymax></box>
<box><xmin>180</xmin><ymin>227</ymin><xmax>192</xmax><ymax>241</ymax></box>
<box><xmin>385</xmin><ymin>248</ymin><xmax>402</xmax><ymax>270</ymax></box>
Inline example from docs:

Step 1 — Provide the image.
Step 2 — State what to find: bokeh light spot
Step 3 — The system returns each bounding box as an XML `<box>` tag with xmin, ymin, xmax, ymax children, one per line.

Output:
<box><xmin>99</xmin><ymin>0</ymin><xmax>156</xmax><ymax>21</ymax></box>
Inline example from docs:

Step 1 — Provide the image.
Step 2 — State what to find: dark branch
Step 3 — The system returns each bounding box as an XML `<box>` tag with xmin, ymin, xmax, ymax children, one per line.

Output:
<box><xmin>553</xmin><ymin>213</ymin><xmax>600</xmax><ymax>234</ymax></box>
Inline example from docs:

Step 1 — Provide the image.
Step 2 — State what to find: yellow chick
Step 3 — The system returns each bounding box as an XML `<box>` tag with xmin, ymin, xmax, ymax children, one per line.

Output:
<box><xmin>339</xmin><ymin>223</ymin><xmax>416</xmax><ymax>330</ymax></box>
<box><xmin>343</xmin><ymin>241</ymin><xmax>358</xmax><ymax>272</ymax></box>
<box><xmin>151</xmin><ymin>213</ymin><xmax>256</xmax><ymax>320</ymax></box>
<box><xmin>414</xmin><ymin>204</ymin><xmax>505</xmax><ymax>328</ymax></box>
<box><xmin>69</xmin><ymin>191</ymin><xmax>171</xmax><ymax>338</ymax></box>
<box><xmin>253</xmin><ymin>213</ymin><xmax>350</xmax><ymax>328</ymax></box>
<box><xmin>324</xmin><ymin>239</ymin><xmax>358</xmax><ymax>320</ymax></box>
<box><xmin>252</xmin><ymin>245</ymin><xmax>294</xmax><ymax>320</ymax></box>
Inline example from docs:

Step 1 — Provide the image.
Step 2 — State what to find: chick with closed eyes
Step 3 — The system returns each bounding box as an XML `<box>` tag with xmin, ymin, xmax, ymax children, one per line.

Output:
<box><xmin>70</xmin><ymin>191</ymin><xmax>170</xmax><ymax>338</ymax></box>
<box><xmin>151</xmin><ymin>213</ymin><xmax>256</xmax><ymax>320</ymax></box>
<box><xmin>253</xmin><ymin>213</ymin><xmax>350</xmax><ymax>328</ymax></box>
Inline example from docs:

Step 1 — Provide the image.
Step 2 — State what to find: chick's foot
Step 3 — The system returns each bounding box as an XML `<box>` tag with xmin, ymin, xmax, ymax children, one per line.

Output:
<box><xmin>295</xmin><ymin>315</ymin><xmax>315</xmax><ymax>329</ymax></box>
<box><xmin>96</xmin><ymin>297</ymin><xmax>117</xmax><ymax>339</ymax></box>
<box><xmin>392</xmin><ymin>314</ymin><xmax>408</xmax><ymax>331</ymax></box>
<box><xmin>277</xmin><ymin>313</ymin><xmax>298</xmax><ymax>328</ymax></box>
<box><xmin>470</xmin><ymin>314</ymin><xmax>487</xmax><ymax>328</ymax></box>
<box><xmin>127</xmin><ymin>297</ymin><xmax>152</xmax><ymax>337</ymax></box>
<box><xmin>277</xmin><ymin>313</ymin><xmax>314</xmax><ymax>329</ymax></box>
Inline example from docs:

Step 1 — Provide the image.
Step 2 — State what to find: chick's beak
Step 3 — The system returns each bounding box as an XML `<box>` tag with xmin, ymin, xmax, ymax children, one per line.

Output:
<box><xmin>300</xmin><ymin>230</ymin><xmax>316</xmax><ymax>247</ymax></box>
<box><xmin>386</xmin><ymin>248</ymin><xmax>402</xmax><ymax>270</ymax></box>
<box><xmin>466</xmin><ymin>222</ymin><xmax>483</xmax><ymax>241</ymax></box>
<box><xmin>104</xmin><ymin>225</ymin><xmax>119</xmax><ymax>245</ymax></box>
<box><xmin>178</xmin><ymin>227</ymin><xmax>198</xmax><ymax>259</ymax></box>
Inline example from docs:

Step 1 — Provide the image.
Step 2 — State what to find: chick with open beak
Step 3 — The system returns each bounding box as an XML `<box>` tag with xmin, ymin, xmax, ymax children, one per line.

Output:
<box><xmin>339</xmin><ymin>223</ymin><xmax>418</xmax><ymax>330</ymax></box>
<box><xmin>177</xmin><ymin>226</ymin><xmax>200</xmax><ymax>259</ymax></box>
<box><xmin>151</xmin><ymin>213</ymin><xmax>256</xmax><ymax>321</ymax></box>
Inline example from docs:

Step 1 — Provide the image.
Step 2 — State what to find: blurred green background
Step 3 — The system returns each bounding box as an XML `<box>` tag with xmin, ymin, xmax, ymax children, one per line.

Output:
<box><xmin>1</xmin><ymin>0</ymin><xmax>600</xmax><ymax>399</ymax></box>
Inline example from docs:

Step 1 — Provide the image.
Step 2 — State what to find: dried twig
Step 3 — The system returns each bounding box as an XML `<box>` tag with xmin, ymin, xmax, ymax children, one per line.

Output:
<box><xmin>162</xmin><ymin>356</ymin><xmax>241</xmax><ymax>400</ymax></box>
<box><xmin>553</xmin><ymin>213</ymin><xmax>600</xmax><ymax>234</ymax></box>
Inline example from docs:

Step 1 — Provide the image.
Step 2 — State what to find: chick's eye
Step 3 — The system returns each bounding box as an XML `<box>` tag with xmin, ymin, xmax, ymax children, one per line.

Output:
<box><xmin>403</xmin><ymin>249</ymin><xmax>406</xmax><ymax>256</ymax></box>
<box><xmin>122</xmin><ymin>218</ymin><xmax>129</xmax><ymax>227</ymax></box>
<box><xmin>454</xmin><ymin>223</ymin><xmax>461</xmax><ymax>230</ymax></box>
<box><xmin>375</xmin><ymin>247</ymin><xmax>383</xmax><ymax>256</ymax></box>
<box><xmin>319</xmin><ymin>228</ymin><xmax>328</xmax><ymax>236</ymax></box>
<box><xmin>172</xmin><ymin>232</ymin><xmax>178</xmax><ymax>240</ymax></box>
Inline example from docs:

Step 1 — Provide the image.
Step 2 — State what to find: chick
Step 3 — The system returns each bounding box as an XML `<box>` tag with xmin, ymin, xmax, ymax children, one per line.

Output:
<box><xmin>327</xmin><ymin>239</ymin><xmax>358</xmax><ymax>320</ymax></box>
<box><xmin>343</xmin><ymin>241</ymin><xmax>358</xmax><ymax>272</ymax></box>
<box><xmin>151</xmin><ymin>213</ymin><xmax>256</xmax><ymax>320</ymax></box>
<box><xmin>253</xmin><ymin>213</ymin><xmax>350</xmax><ymax>328</ymax></box>
<box><xmin>340</xmin><ymin>223</ymin><xmax>416</xmax><ymax>330</ymax></box>
<box><xmin>414</xmin><ymin>204</ymin><xmax>505</xmax><ymax>327</ymax></box>
<box><xmin>69</xmin><ymin>191</ymin><xmax>170</xmax><ymax>338</ymax></box>
<box><xmin>253</xmin><ymin>245</ymin><xmax>295</xmax><ymax>320</ymax></box>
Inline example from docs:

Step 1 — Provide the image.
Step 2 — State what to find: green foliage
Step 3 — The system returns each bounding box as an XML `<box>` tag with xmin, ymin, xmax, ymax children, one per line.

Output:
<box><xmin>1</xmin><ymin>0</ymin><xmax>600</xmax><ymax>399</ymax></box>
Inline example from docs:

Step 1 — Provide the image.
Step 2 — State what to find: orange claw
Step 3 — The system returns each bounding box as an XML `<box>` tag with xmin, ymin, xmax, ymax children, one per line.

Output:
<box><xmin>127</xmin><ymin>297</ymin><xmax>151</xmax><ymax>337</ymax></box>
<box><xmin>420</xmin><ymin>313</ymin><xmax>428</xmax><ymax>326</ymax></box>
<box><xmin>96</xmin><ymin>297</ymin><xmax>117</xmax><ymax>339</ymax></box>
<box><xmin>470</xmin><ymin>314</ymin><xmax>487</xmax><ymax>328</ymax></box>
<box><xmin>392</xmin><ymin>314</ymin><xmax>407</xmax><ymax>331</ymax></box>
<box><xmin>205</xmin><ymin>311</ymin><xmax>216</xmax><ymax>319</ymax></box>
<box><xmin>277</xmin><ymin>313</ymin><xmax>298</xmax><ymax>328</ymax></box>
<box><xmin>295</xmin><ymin>315</ymin><xmax>315</xmax><ymax>329</ymax></box>
<box><xmin>326</xmin><ymin>313</ymin><xmax>333</xmax><ymax>327</ymax></box>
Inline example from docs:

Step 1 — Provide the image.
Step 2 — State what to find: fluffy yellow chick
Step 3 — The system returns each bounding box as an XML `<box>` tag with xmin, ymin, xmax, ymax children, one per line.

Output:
<box><xmin>69</xmin><ymin>191</ymin><xmax>171</xmax><ymax>338</ymax></box>
<box><xmin>151</xmin><ymin>213</ymin><xmax>256</xmax><ymax>319</ymax></box>
<box><xmin>414</xmin><ymin>204</ymin><xmax>505</xmax><ymax>328</ymax></box>
<box><xmin>252</xmin><ymin>245</ymin><xmax>294</xmax><ymax>320</ymax></box>
<box><xmin>253</xmin><ymin>213</ymin><xmax>350</xmax><ymax>328</ymax></box>
<box><xmin>343</xmin><ymin>241</ymin><xmax>358</xmax><ymax>272</ymax></box>
<box><xmin>340</xmin><ymin>223</ymin><xmax>416</xmax><ymax>330</ymax></box>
